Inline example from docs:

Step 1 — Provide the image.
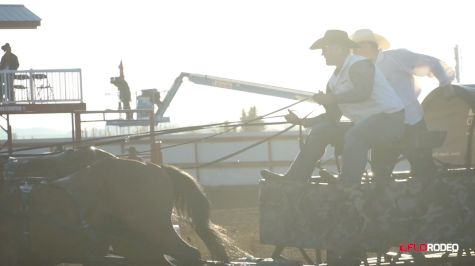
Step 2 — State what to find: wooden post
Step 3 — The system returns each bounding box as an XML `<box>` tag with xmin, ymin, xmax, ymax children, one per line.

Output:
<box><xmin>71</xmin><ymin>112</ymin><xmax>75</xmax><ymax>144</ymax></box>
<box><xmin>149</xmin><ymin>110</ymin><xmax>163</xmax><ymax>164</ymax></box>
<box><xmin>74</xmin><ymin>112</ymin><xmax>81</xmax><ymax>147</ymax></box>
<box><xmin>6</xmin><ymin>114</ymin><xmax>12</xmax><ymax>155</ymax></box>
<box><xmin>151</xmin><ymin>141</ymin><xmax>163</xmax><ymax>164</ymax></box>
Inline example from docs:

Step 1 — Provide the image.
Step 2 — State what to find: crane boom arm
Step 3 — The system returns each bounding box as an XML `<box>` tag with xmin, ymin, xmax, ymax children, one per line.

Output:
<box><xmin>156</xmin><ymin>72</ymin><xmax>314</xmax><ymax>120</ymax></box>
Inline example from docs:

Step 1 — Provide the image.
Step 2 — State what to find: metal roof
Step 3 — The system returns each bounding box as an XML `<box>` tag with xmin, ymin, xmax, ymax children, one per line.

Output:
<box><xmin>0</xmin><ymin>5</ymin><xmax>41</xmax><ymax>29</ymax></box>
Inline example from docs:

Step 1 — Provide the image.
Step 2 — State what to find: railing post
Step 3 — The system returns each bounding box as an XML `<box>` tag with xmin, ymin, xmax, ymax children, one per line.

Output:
<box><xmin>0</xmin><ymin>71</ymin><xmax>4</xmax><ymax>103</ymax></box>
<box><xmin>5</xmin><ymin>70</ymin><xmax>11</xmax><ymax>102</ymax></box>
<box><xmin>79</xmin><ymin>69</ymin><xmax>83</xmax><ymax>102</ymax></box>
<box><xmin>29</xmin><ymin>69</ymin><xmax>35</xmax><ymax>102</ymax></box>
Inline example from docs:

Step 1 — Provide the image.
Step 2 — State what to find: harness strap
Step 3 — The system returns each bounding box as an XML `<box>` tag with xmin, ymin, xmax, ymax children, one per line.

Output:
<box><xmin>1</xmin><ymin>160</ymin><xmax>114</xmax><ymax>264</ymax></box>
<box><xmin>51</xmin><ymin>166</ymin><xmax>102</xmax><ymax>246</ymax></box>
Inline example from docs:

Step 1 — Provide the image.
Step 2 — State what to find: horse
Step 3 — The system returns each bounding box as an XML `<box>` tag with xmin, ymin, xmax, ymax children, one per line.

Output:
<box><xmin>0</xmin><ymin>146</ymin><xmax>229</xmax><ymax>265</ymax></box>
<box><xmin>3</xmin><ymin>146</ymin><xmax>116</xmax><ymax>179</ymax></box>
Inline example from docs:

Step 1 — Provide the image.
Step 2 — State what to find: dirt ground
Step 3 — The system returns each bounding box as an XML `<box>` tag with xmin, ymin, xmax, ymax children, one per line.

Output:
<box><xmin>177</xmin><ymin>185</ymin><xmax>316</xmax><ymax>262</ymax></box>
<box><xmin>178</xmin><ymin>207</ymin><xmax>317</xmax><ymax>262</ymax></box>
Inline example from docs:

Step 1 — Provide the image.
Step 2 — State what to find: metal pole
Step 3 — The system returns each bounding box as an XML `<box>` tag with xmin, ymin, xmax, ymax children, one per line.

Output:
<box><xmin>454</xmin><ymin>45</ymin><xmax>461</xmax><ymax>83</ymax></box>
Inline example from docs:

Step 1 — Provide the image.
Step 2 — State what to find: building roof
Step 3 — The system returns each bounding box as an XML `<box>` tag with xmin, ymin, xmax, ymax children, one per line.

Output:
<box><xmin>0</xmin><ymin>5</ymin><xmax>41</xmax><ymax>29</ymax></box>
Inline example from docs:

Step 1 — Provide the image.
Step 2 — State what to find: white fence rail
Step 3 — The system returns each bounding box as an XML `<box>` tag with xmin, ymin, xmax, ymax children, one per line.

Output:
<box><xmin>0</xmin><ymin>69</ymin><xmax>83</xmax><ymax>104</ymax></box>
<box><xmin>5</xmin><ymin>131</ymin><xmax>331</xmax><ymax>186</ymax></box>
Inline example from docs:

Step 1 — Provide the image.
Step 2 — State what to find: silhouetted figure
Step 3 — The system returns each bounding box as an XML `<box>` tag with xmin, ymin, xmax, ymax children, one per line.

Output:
<box><xmin>0</xmin><ymin>43</ymin><xmax>19</xmax><ymax>102</ymax></box>
<box><xmin>127</xmin><ymin>146</ymin><xmax>143</xmax><ymax>162</ymax></box>
<box><xmin>110</xmin><ymin>76</ymin><xmax>132</xmax><ymax>119</ymax></box>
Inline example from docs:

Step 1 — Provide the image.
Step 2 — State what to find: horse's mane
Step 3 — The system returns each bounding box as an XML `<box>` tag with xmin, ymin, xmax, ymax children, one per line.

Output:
<box><xmin>160</xmin><ymin>164</ymin><xmax>204</xmax><ymax>192</ymax></box>
<box><xmin>88</xmin><ymin>146</ymin><xmax>117</xmax><ymax>159</ymax></box>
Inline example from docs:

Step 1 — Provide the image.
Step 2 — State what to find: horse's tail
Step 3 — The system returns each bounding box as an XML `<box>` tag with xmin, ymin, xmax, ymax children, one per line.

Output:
<box><xmin>160</xmin><ymin>164</ymin><xmax>229</xmax><ymax>262</ymax></box>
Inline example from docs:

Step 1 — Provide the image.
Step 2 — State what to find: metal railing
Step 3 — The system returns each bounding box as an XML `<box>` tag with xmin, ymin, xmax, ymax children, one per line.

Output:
<box><xmin>0</xmin><ymin>69</ymin><xmax>83</xmax><ymax>104</ymax></box>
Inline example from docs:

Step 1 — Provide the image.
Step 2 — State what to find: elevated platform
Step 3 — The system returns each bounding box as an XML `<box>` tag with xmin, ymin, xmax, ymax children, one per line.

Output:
<box><xmin>0</xmin><ymin>103</ymin><xmax>86</xmax><ymax>114</ymax></box>
<box><xmin>0</xmin><ymin>68</ymin><xmax>85</xmax><ymax>153</ymax></box>
<box><xmin>105</xmin><ymin>116</ymin><xmax>170</xmax><ymax>127</ymax></box>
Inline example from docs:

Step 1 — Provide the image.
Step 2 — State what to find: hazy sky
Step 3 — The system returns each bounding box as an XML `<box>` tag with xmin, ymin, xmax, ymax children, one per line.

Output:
<box><xmin>3</xmin><ymin>0</ymin><xmax>475</xmax><ymax>130</ymax></box>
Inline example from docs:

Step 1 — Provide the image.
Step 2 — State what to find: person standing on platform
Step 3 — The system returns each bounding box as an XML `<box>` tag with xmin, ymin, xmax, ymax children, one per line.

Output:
<box><xmin>0</xmin><ymin>43</ymin><xmax>19</xmax><ymax>102</ymax></box>
<box><xmin>110</xmin><ymin>60</ymin><xmax>132</xmax><ymax>119</ymax></box>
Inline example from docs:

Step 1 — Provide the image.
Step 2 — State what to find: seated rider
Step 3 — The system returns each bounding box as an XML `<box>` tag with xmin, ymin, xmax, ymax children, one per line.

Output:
<box><xmin>350</xmin><ymin>29</ymin><xmax>455</xmax><ymax>181</ymax></box>
<box><xmin>261</xmin><ymin>30</ymin><xmax>405</xmax><ymax>183</ymax></box>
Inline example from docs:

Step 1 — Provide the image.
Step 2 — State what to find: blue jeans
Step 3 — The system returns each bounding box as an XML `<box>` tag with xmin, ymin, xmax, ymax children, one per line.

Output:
<box><xmin>285</xmin><ymin>111</ymin><xmax>404</xmax><ymax>183</ymax></box>
<box><xmin>371</xmin><ymin>119</ymin><xmax>436</xmax><ymax>180</ymax></box>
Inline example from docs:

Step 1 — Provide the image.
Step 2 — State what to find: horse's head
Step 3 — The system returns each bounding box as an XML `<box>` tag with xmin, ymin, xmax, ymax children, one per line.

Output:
<box><xmin>3</xmin><ymin>146</ymin><xmax>116</xmax><ymax>180</ymax></box>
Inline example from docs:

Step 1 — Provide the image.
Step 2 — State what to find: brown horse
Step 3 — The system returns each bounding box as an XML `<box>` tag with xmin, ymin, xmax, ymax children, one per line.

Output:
<box><xmin>0</xmin><ymin>147</ymin><xmax>228</xmax><ymax>265</ymax></box>
<box><xmin>3</xmin><ymin>146</ymin><xmax>116</xmax><ymax>179</ymax></box>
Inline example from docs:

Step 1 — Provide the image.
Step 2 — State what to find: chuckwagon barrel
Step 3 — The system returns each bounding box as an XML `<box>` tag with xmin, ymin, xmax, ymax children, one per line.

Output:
<box><xmin>259</xmin><ymin>85</ymin><xmax>475</xmax><ymax>265</ymax></box>
<box><xmin>424</xmin><ymin>84</ymin><xmax>475</xmax><ymax>168</ymax></box>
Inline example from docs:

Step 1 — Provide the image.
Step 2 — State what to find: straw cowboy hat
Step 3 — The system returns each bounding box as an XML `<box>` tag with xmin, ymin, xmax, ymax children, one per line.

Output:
<box><xmin>310</xmin><ymin>30</ymin><xmax>359</xmax><ymax>50</ymax></box>
<box><xmin>350</xmin><ymin>29</ymin><xmax>390</xmax><ymax>50</ymax></box>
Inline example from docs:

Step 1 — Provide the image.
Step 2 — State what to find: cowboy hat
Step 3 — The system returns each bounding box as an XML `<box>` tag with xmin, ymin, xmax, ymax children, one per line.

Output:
<box><xmin>310</xmin><ymin>30</ymin><xmax>359</xmax><ymax>50</ymax></box>
<box><xmin>351</xmin><ymin>29</ymin><xmax>390</xmax><ymax>50</ymax></box>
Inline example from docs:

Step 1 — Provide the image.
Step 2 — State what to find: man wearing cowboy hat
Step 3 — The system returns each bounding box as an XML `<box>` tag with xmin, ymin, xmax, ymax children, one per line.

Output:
<box><xmin>351</xmin><ymin>29</ymin><xmax>455</xmax><ymax>180</ymax></box>
<box><xmin>0</xmin><ymin>43</ymin><xmax>19</xmax><ymax>101</ymax></box>
<box><xmin>261</xmin><ymin>29</ymin><xmax>405</xmax><ymax>183</ymax></box>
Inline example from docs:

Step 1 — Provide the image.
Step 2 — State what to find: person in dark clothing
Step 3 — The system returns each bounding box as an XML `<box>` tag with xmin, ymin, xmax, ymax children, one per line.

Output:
<box><xmin>110</xmin><ymin>61</ymin><xmax>133</xmax><ymax>119</ymax></box>
<box><xmin>0</xmin><ymin>43</ymin><xmax>19</xmax><ymax>101</ymax></box>
<box><xmin>110</xmin><ymin>76</ymin><xmax>132</xmax><ymax>119</ymax></box>
<box><xmin>127</xmin><ymin>146</ymin><xmax>143</xmax><ymax>162</ymax></box>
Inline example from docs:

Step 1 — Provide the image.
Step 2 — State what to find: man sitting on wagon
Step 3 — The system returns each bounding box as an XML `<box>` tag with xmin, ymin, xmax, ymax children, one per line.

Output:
<box><xmin>261</xmin><ymin>30</ymin><xmax>405</xmax><ymax>183</ymax></box>
<box><xmin>350</xmin><ymin>29</ymin><xmax>455</xmax><ymax>181</ymax></box>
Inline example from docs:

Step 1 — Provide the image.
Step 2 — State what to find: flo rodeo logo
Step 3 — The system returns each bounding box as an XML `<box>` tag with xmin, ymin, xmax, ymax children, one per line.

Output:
<box><xmin>399</xmin><ymin>243</ymin><xmax>460</xmax><ymax>253</ymax></box>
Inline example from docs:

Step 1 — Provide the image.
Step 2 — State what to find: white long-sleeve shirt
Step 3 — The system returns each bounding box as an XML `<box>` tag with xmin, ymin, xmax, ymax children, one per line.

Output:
<box><xmin>376</xmin><ymin>49</ymin><xmax>455</xmax><ymax>125</ymax></box>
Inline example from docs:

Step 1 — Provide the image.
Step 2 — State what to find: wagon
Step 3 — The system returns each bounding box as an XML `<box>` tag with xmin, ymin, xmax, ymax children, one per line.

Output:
<box><xmin>259</xmin><ymin>85</ymin><xmax>475</xmax><ymax>265</ymax></box>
